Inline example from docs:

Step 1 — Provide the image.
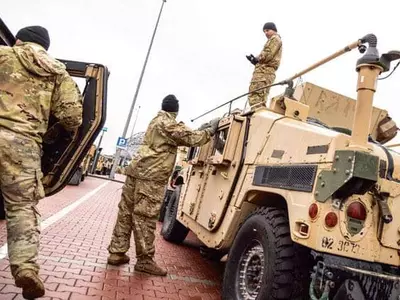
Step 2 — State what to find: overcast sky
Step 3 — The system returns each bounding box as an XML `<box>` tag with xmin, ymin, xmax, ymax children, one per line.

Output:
<box><xmin>3</xmin><ymin>0</ymin><xmax>400</xmax><ymax>154</ymax></box>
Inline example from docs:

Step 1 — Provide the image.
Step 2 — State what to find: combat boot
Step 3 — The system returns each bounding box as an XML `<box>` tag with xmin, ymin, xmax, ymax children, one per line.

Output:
<box><xmin>107</xmin><ymin>253</ymin><xmax>130</xmax><ymax>265</ymax></box>
<box><xmin>134</xmin><ymin>259</ymin><xmax>167</xmax><ymax>276</ymax></box>
<box><xmin>15</xmin><ymin>269</ymin><xmax>45</xmax><ymax>299</ymax></box>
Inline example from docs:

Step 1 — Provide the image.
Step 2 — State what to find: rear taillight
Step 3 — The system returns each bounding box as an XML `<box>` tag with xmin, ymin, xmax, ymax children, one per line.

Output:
<box><xmin>325</xmin><ymin>212</ymin><xmax>338</xmax><ymax>228</ymax></box>
<box><xmin>347</xmin><ymin>201</ymin><xmax>367</xmax><ymax>221</ymax></box>
<box><xmin>309</xmin><ymin>203</ymin><xmax>318</xmax><ymax>220</ymax></box>
<box><xmin>346</xmin><ymin>201</ymin><xmax>367</xmax><ymax>235</ymax></box>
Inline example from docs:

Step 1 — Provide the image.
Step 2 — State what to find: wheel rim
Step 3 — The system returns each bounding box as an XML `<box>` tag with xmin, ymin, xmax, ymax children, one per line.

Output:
<box><xmin>238</xmin><ymin>240</ymin><xmax>265</xmax><ymax>300</ymax></box>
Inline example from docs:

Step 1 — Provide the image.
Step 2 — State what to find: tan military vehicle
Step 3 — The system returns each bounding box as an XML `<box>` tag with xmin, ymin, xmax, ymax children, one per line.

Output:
<box><xmin>0</xmin><ymin>19</ymin><xmax>108</xmax><ymax>218</ymax></box>
<box><xmin>161</xmin><ymin>34</ymin><xmax>400</xmax><ymax>299</ymax></box>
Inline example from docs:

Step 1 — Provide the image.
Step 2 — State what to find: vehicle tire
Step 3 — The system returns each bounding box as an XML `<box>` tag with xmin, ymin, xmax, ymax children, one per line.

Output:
<box><xmin>69</xmin><ymin>169</ymin><xmax>82</xmax><ymax>186</ymax></box>
<box><xmin>161</xmin><ymin>185</ymin><xmax>189</xmax><ymax>243</ymax></box>
<box><xmin>0</xmin><ymin>196</ymin><xmax>5</xmax><ymax>220</ymax></box>
<box><xmin>159</xmin><ymin>190</ymin><xmax>173</xmax><ymax>222</ymax></box>
<box><xmin>222</xmin><ymin>207</ymin><xmax>311</xmax><ymax>300</ymax></box>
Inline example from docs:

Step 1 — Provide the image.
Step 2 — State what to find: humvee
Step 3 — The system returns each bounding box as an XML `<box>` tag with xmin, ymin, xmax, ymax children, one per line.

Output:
<box><xmin>0</xmin><ymin>18</ymin><xmax>108</xmax><ymax>219</ymax></box>
<box><xmin>161</xmin><ymin>34</ymin><xmax>400</xmax><ymax>299</ymax></box>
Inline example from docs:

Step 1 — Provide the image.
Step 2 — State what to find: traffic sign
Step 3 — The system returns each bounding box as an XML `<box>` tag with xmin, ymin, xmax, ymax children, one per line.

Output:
<box><xmin>102</xmin><ymin>127</ymin><xmax>108</xmax><ymax>132</ymax></box>
<box><xmin>116</xmin><ymin>137</ymin><xmax>128</xmax><ymax>149</ymax></box>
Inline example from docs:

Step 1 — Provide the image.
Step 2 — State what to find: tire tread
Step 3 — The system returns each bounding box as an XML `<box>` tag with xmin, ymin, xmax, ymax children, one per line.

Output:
<box><xmin>222</xmin><ymin>207</ymin><xmax>311</xmax><ymax>300</ymax></box>
<box><xmin>161</xmin><ymin>186</ymin><xmax>189</xmax><ymax>243</ymax></box>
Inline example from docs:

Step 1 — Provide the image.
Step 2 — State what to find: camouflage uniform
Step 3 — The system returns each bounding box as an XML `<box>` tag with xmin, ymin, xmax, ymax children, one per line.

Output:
<box><xmin>108</xmin><ymin>110</ymin><xmax>213</xmax><ymax>271</ymax></box>
<box><xmin>0</xmin><ymin>42</ymin><xmax>82</xmax><ymax>279</ymax></box>
<box><xmin>248</xmin><ymin>33</ymin><xmax>282</xmax><ymax>109</ymax></box>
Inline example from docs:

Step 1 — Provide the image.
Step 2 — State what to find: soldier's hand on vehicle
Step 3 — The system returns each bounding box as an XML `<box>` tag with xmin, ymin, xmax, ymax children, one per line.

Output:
<box><xmin>197</xmin><ymin>122</ymin><xmax>211</xmax><ymax>131</ymax></box>
<box><xmin>207</xmin><ymin>117</ymin><xmax>220</xmax><ymax>136</ymax></box>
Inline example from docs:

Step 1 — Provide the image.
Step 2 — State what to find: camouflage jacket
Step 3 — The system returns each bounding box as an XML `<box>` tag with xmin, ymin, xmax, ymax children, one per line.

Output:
<box><xmin>0</xmin><ymin>42</ymin><xmax>83</xmax><ymax>144</ymax></box>
<box><xmin>252</xmin><ymin>33</ymin><xmax>282</xmax><ymax>81</ymax></box>
<box><xmin>126</xmin><ymin>110</ymin><xmax>212</xmax><ymax>182</ymax></box>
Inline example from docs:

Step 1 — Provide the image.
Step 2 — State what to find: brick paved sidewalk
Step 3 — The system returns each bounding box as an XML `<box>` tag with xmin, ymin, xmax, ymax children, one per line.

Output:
<box><xmin>0</xmin><ymin>177</ymin><xmax>224</xmax><ymax>299</ymax></box>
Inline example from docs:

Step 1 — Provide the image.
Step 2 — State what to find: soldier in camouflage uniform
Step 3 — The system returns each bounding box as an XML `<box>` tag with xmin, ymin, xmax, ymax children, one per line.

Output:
<box><xmin>107</xmin><ymin>95</ymin><xmax>219</xmax><ymax>276</ymax></box>
<box><xmin>247</xmin><ymin>22</ymin><xmax>282</xmax><ymax>109</ymax></box>
<box><xmin>0</xmin><ymin>26</ymin><xmax>83</xmax><ymax>298</ymax></box>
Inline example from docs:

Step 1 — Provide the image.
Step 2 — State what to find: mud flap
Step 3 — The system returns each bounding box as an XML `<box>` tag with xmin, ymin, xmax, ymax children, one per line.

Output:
<box><xmin>310</xmin><ymin>253</ymin><xmax>400</xmax><ymax>300</ymax></box>
<box><xmin>332</xmin><ymin>280</ymin><xmax>365</xmax><ymax>300</ymax></box>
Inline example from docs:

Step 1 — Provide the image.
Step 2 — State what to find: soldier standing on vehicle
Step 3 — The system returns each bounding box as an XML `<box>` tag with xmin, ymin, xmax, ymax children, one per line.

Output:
<box><xmin>0</xmin><ymin>26</ymin><xmax>83</xmax><ymax>299</ymax></box>
<box><xmin>246</xmin><ymin>22</ymin><xmax>282</xmax><ymax>109</ymax></box>
<box><xmin>107</xmin><ymin>94</ymin><xmax>219</xmax><ymax>276</ymax></box>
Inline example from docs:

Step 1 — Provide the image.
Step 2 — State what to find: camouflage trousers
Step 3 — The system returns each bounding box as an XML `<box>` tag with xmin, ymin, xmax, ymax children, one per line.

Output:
<box><xmin>108</xmin><ymin>175</ymin><xmax>165</xmax><ymax>262</ymax></box>
<box><xmin>0</xmin><ymin>130</ymin><xmax>44</xmax><ymax>278</ymax></box>
<box><xmin>248</xmin><ymin>73</ymin><xmax>276</xmax><ymax>109</ymax></box>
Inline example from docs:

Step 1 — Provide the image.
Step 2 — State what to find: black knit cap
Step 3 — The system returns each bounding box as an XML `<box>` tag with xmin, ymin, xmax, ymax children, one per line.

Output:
<box><xmin>162</xmin><ymin>94</ymin><xmax>179</xmax><ymax>113</ymax></box>
<box><xmin>16</xmin><ymin>26</ymin><xmax>50</xmax><ymax>50</ymax></box>
<box><xmin>263</xmin><ymin>22</ymin><xmax>277</xmax><ymax>32</ymax></box>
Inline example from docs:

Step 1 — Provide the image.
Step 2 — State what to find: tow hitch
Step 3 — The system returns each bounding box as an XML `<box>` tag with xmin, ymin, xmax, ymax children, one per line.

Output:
<box><xmin>309</xmin><ymin>261</ymin><xmax>333</xmax><ymax>300</ymax></box>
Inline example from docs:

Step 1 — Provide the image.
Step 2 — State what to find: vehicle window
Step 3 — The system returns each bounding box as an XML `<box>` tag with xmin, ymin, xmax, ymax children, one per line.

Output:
<box><xmin>213</xmin><ymin>128</ymin><xmax>229</xmax><ymax>156</ymax></box>
<box><xmin>187</xmin><ymin>146</ymin><xmax>200</xmax><ymax>161</ymax></box>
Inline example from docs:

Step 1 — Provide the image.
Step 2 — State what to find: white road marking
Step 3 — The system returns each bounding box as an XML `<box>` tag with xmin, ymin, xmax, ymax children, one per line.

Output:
<box><xmin>0</xmin><ymin>181</ymin><xmax>110</xmax><ymax>260</ymax></box>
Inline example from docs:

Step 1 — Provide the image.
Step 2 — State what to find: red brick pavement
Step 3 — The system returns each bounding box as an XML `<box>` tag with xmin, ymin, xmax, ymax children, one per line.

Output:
<box><xmin>0</xmin><ymin>177</ymin><xmax>224</xmax><ymax>299</ymax></box>
<box><xmin>0</xmin><ymin>177</ymin><xmax>107</xmax><ymax>246</ymax></box>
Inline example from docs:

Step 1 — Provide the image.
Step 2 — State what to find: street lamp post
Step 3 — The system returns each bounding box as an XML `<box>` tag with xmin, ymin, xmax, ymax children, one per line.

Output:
<box><xmin>109</xmin><ymin>0</ymin><xmax>167</xmax><ymax>179</ymax></box>
<box><xmin>130</xmin><ymin>105</ymin><xmax>141</xmax><ymax>139</ymax></box>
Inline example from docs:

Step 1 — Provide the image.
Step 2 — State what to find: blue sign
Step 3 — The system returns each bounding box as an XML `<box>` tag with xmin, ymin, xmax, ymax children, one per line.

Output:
<box><xmin>102</xmin><ymin>127</ymin><xmax>108</xmax><ymax>132</ymax></box>
<box><xmin>116</xmin><ymin>137</ymin><xmax>128</xmax><ymax>149</ymax></box>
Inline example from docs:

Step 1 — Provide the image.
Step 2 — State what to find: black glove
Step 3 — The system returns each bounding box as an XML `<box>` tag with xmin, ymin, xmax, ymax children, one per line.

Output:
<box><xmin>246</xmin><ymin>54</ymin><xmax>259</xmax><ymax>65</ymax></box>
